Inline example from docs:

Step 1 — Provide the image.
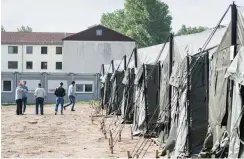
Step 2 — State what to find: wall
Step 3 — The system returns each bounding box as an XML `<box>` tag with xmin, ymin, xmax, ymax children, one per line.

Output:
<box><xmin>1</xmin><ymin>44</ymin><xmax>63</xmax><ymax>72</ymax></box>
<box><xmin>62</xmin><ymin>41</ymin><xmax>135</xmax><ymax>73</ymax></box>
<box><xmin>1</xmin><ymin>44</ymin><xmax>23</xmax><ymax>72</ymax></box>
<box><xmin>1</xmin><ymin>72</ymin><xmax>100</xmax><ymax>104</ymax></box>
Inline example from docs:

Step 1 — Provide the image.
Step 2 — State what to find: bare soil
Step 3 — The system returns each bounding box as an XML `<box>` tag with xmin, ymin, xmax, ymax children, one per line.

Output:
<box><xmin>1</xmin><ymin>104</ymin><xmax>159</xmax><ymax>158</ymax></box>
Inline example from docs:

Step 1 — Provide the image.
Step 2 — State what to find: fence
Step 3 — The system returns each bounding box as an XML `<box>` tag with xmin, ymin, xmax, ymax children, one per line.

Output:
<box><xmin>1</xmin><ymin>72</ymin><xmax>101</xmax><ymax>104</ymax></box>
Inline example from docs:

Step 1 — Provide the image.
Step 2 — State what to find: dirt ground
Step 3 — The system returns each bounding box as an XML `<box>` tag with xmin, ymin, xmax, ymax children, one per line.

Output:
<box><xmin>1</xmin><ymin>104</ymin><xmax>160</xmax><ymax>158</ymax></box>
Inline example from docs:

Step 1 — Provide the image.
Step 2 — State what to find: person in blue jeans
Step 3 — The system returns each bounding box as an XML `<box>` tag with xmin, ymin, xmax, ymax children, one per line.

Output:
<box><xmin>22</xmin><ymin>81</ymin><xmax>28</xmax><ymax>114</ymax></box>
<box><xmin>64</xmin><ymin>81</ymin><xmax>76</xmax><ymax>111</ymax></box>
<box><xmin>54</xmin><ymin>82</ymin><xmax>66</xmax><ymax>115</ymax></box>
<box><xmin>34</xmin><ymin>83</ymin><xmax>46</xmax><ymax>115</ymax></box>
<box><xmin>15</xmin><ymin>83</ymin><xmax>24</xmax><ymax>115</ymax></box>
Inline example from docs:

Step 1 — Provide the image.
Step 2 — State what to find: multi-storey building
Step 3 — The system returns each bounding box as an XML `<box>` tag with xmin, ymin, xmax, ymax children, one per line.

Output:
<box><xmin>1</xmin><ymin>25</ymin><xmax>136</xmax><ymax>103</ymax></box>
<box><xmin>1</xmin><ymin>25</ymin><xmax>136</xmax><ymax>73</ymax></box>
<box><xmin>1</xmin><ymin>32</ymin><xmax>73</xmax><ymax>72</ymax></box>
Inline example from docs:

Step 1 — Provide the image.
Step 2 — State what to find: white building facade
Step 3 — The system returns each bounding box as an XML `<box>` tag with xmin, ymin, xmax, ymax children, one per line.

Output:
<box><xmin>62</xmin><ymin>25</ymin><xmax>135</xmax><ymax>73</ymax></box>
<box><xmin>63</xmin><ymin>41</ymin><xmax>135</xmax><ymax>73</ymax></box>
<box><xmin>1</xmin><ymin>44</ymin><xmax>63</xmax><ymax>72</ymax></box>
<box><xmin>1</xmin><ymin>32</ymin><xmax>75</xmax><ymax>73</ymax></box>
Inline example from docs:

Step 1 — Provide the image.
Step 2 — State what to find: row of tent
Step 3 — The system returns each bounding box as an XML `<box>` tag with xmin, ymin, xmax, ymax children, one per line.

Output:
<box><xmin>99</xmin><ymin>3</ymin><xmax>244</xmax><ymax>158</ymax></box>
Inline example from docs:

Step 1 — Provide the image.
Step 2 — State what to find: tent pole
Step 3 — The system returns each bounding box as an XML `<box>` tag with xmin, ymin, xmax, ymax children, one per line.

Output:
<box><xmin>231</xmin><ymin>2</ymin><xmax>237</xmax><ymax>53</ymax></box>
<box><xmin>205</xmin><ymin>51</ymin><xmax>209</xmax><ymax>121</ymax></box>
<box><xmin>124</xmin><ymin>55</ymin><xmax>127</xmax><ymax>70</ymax></box>
<box><xmin>230</xmin><ymin>2</ymin><xmax>238</xmax><ymax>93</ymax></box>
<box><xmin>158</xmin><ymin>62</ymin><xmax>161</xmax><ymax>112</ymax></box>
<box><xmin>168</xmin><ymin>33</ymin><xmax>174</xmax><ymax>135</ymax></box>
<box><xmin>186</xmin><ymin>54</ymin><xmax>191</xmax><ymax>157</ymax></box>
<box><xmin>143</xmin><ymin>64</ymin><xmax>149</xmax><ymax>134</ymax></box>
<box><xmin>111</xmin><ymin>60</ymin><xmax>115</xmax><ymax>73</ymax></box>
<box><xmin>102</xmin><ymin>64</ymin><xmax>105</xmax><ymax>75</ymax></box>
<box><xmin>134</xmin><ymin>48</ymin><xmax>138</xmax><ymax>68</ymax></box>
<box><xmin>225</xmin><ymin>1</ymin><xmax>238</xmax><ymax>134</ymax></box>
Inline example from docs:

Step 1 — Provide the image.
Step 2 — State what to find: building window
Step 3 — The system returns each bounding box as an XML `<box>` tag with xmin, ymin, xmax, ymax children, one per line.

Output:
<box><xmin>75</xmin><ymin>81</ymin><xmax>94</xmax><ymax>93</ymax></box>
<box><xmin>96</xmin><ymin>29</ymin><xmax>102</xmax><ymax>36</ymax></box>
<box><xmin>76</xmin><ymin>84</ymin><xmax>84</xmax><ymax>92</ymax></box>
<box><xmin>41</xmin><ymin>46</ymin><xmax>47</xmax><ymax>54</ymax></box>
<box><xmin>56</xmin><ymin>62</ymin><xmax>62</xmax><ymax>70</ymax></box>
<box><xmin>56</xmin><ymin>47</ymin><xmax>62</xmax><ymax>54</ymax></box>
<box><xmin>41</xmin><ymin>62</ymin><xmax>47</xmax><ymax>69</ymax></box>
<box><xmin>26</xmin><ymin>61</ymin><xmax>33</xmax><ymax>69</ymax></box>
<box><xmin>85</xmin><ymin>84</ymin><xmax>93</xmax><ymax>92</ymax></box>
<box><xmin>8</xmin><ymin>61</ymin><xmax>18</xmax><ymax>69</ymax></box>
<box><xmin>26</xmin><ymin>46</ymin><xmax>33</xmax><ymax>54</ymax></box>
<box><xmin>8</xmin><ymin>46</ymin><xmax>18</xmax><ymax>54</ymax></box>
<box><xmin>2</xmin><ymin>80</ymin><xmax>12</xmax><ymax>92</ymax></box>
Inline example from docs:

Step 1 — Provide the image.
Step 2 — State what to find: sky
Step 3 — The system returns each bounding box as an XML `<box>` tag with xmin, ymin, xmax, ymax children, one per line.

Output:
<box><xmin>1</xmin><ymin>0</ymin><xmax>244</xmax><ymax>33</ymax></box>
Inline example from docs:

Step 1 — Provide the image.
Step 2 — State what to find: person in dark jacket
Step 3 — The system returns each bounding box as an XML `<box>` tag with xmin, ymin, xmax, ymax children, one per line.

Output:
<box><xmin>54</xmin><ymin>82</ymin><xmax>66</xmax><ymax>115</ymax></box>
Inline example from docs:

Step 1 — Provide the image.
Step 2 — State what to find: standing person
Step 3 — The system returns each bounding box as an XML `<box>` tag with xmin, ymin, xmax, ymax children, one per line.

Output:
<box><xmin>54</xmin><ymin>82</ymin><xmax>66</xmax><ymax>115</ymax></box>
<box><xmin>22</xmin><ymin>81</ymin><xmax>28</xmax><ymax>114</ymax></box>
<box><xmin>34</xmin><ymin>83</ymin><xmax>46</xmax><ymax>115</ymax></box>
<box><xmin>15</xmin><ymin>83</ymin><xmax>24</xmax><ymax>115</ymax></box>
<box><xmin>64</xmin><ymin>81</ymin><xmax>76</xmax><ymax>111</ymax></box>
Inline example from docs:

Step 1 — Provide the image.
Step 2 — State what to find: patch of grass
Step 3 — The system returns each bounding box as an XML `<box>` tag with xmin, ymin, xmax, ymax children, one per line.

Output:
<box><xmin>2</xmin><ymin>104</ymin><xmax>37</xmax><ymax>106</ymax></box>
<box><xmin>1</xmin><ymin>103</ymin><xmax>16</xmax><ymax>106</ymax></box>
<box><xmin>76</xmin><ymin>100</ymin><xmax>99</xmax><ymax>105</ymax></box>
<box><xmin>76</xmin><ymin>101</ymin><xmax>91</xmax><ymax>104</ymax></box>
<box><xmin>26</xmin><ymin>136</ymin><xmax>34</xmax><ymax>139</ymax></box>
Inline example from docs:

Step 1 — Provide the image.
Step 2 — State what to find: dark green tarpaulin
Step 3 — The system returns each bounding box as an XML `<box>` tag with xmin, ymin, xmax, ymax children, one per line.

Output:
<box><xmin>132</xmin><ymin>64</ymin><xmax>160</xmax><ymax>136</ymax></box>
<box><xmin>107</xmin><ymin>71</ymin><xmax>125</xmax><ymax>115</ymax></box>
<box><xmin>121</xmin><ymin>68</ymin><xmax>136</xmax><ymax>124</ymax></box>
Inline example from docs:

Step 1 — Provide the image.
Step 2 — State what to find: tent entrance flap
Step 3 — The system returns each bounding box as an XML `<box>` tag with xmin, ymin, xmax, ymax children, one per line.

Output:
<box><xmin>132</xmin><ymin>64</ymin><xmax>160</xmax><ymax>136</ymax></box>
<box><xmin>108</xmin><ymin>71</ymin><xmax>125</xmax><ymax>115</ymax></box>
<box><xmin>121</xmin><ymin>68</ymin><xmax>136</xmax><ymax>124</ymax></box>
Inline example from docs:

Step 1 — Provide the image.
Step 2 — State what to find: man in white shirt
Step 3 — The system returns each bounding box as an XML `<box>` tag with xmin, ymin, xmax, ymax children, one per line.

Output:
<box><xmin>15</xmin><ymin>83</ymin><xmax>24</xmax><ymax>115</ymax></box>
<box><xmin>34</xmin><ymin>83</ymin><xmax>46</xmax><ymax>115</ymax></box>
<box><xmin>64</xmin><ymin>81</ymin><xmax>76</xmax><ymax>111</ymax></box>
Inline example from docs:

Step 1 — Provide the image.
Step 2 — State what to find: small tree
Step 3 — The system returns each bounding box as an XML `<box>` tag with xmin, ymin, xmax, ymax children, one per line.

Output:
<box><xmin>17</xmin><ymin>25</ymin><xmax>32</xmax><ymax>32</ymax></box>
<box><xmin>176</xmin><ymin>25</ymin><xmax>208</xmax><ymax>36</ymax></box>
<box><xmin>1</xmin><ymin>25</ymin><xmax>6</xmax><ymax>32</ymax></box>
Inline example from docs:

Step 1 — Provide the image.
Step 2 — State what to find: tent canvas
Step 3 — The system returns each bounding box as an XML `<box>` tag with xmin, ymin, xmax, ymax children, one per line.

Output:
<box><xmin>121</xmin><ymin>68</ymin><xmax>136</xmax><ymax>124</ymax></box>
<box><xmin>200</xmin><ymin>6</ymin><xmax>244</xmax><ymax>158</ymax></box>
<box><xmin>107</xmin><ymin>70</ymin><xmax>125</xmax><ymax>115</ymax></box>
<box><xmin>132</xmin><ymin>64</ymin><xmax>160</xmax><ymax>136</ymax></box>
<box><xmin>160</xmin><ymin>52</ymin><xmax>209</xmax><ymax>157</ymax></box>
<box><xmin>102</xmin><ymin>73</ymin><xmax>113</xmax><ymax>109</ymax></box>
<box><xmin>156</xmin><ymin>26</ymin><xmax>227</xmax><ymax>154</ymax></box>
